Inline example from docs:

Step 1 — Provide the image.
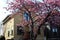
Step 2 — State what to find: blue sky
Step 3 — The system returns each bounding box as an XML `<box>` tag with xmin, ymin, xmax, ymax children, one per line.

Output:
<box><xmin>0</xmin><ymin>0</ymin><xmax>43</xmax><ymax>22</ymax></box>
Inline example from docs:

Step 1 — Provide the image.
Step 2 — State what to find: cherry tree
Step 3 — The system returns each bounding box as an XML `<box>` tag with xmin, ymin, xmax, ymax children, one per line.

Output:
<box><xmin>6</xmin><ymin>0</ymin><xmax>60</xmax><ymax>40</ymax></box>
<box><xmin>7</xmin><ymin>0</ymin><xmax>44</xmax><ymax>40</ymax></box>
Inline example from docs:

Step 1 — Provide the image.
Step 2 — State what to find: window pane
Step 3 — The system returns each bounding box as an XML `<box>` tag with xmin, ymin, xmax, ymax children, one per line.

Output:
<box><xmin>11</xmin><ymin>30</ymin><xmax>13</xmax><ymax>35</ymax></box>
<box><xmin>23</xmin><ymin>12</ymin><xmax>30</xmax><ymax>21</ymax></box>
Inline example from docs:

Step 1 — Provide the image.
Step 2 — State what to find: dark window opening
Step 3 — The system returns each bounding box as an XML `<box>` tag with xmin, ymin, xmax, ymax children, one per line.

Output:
<box><xmin>8</xmin><ymin>31</ymin><xmax>10</xmax><ymax>37</ymax></box>
<box><xmin>37</xmin><ymin>28</ymin><xmax>41</xmax><ymax>35</ymax></box>
<box><xmin>11</xmin><ymin>30</ymin><xmax>13</xmax><ymax>35</ymax></box>
<box><xmin>17</xmin><ymin>26</ymin><xmax>24</xmax><ymax>35</ymax></box>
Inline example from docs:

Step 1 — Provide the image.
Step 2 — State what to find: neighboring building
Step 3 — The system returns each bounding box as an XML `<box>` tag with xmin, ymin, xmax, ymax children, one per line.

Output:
<box><xmin>3</xmin><ymin>13</ymin><xmax>23</xmax><ymax>40</ymax></box>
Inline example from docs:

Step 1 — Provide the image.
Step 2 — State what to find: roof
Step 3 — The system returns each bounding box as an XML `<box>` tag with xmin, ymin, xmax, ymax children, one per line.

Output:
<box><xmin>3</xmin><ymin>13</ymin><xmax>22</xmax><ymax>24</ymax></box>
<box><xmin>3</xmin><ymin>14</ymin><xmax>11</xmax><ymax>24</ymax></box>
<box><xmin>3</xmin><ymin>15</ymin><xmax>11</xmax><ymax>22</ymax></box>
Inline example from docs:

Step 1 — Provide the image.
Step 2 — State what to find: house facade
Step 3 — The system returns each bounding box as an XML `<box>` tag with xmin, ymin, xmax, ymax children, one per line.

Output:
<box><xmin>3</xmin><ymin>13</ymin><xmax>23</xmax><ymax>40</ymax></box>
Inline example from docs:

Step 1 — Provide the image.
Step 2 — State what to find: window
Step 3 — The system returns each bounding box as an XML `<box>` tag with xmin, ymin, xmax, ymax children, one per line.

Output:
<box><xmin>8</xmin><ymin>31</ymin><xmax>10</xmax><ymax>37</ymax></box>
<box><xmin>52</xmin><ymin>28</ymin><xmax>57</xmax><ymax>32</ymax></box>
<box><xmin>17</xmin><ymin>26</ymin><xmax>24</xmax><ymax>35</ymax></box>
<box><xmin>37</xmin><ymin>28</ymin><xmax>41</xmax><ymax>35</ymax></box>
<box><xmin>11</xmin><ymin>30</ymin><xmax>13</xmax><ymax>35</ymax></box>
<box><xmin>23</xmin><ymin>12</ymin><xmax>30</xmax><ymax>21</ymax></box>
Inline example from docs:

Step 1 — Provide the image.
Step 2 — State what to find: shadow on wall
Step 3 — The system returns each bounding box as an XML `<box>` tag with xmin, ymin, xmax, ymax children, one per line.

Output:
<box><xmin>0</xmin><ymin>36</ymin><xmax>5</xmax><ymax>40</ymax></box>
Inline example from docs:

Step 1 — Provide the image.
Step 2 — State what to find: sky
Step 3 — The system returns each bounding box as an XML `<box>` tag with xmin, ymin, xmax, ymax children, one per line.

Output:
<box><xmin>0</xmin><ymin>0</ymin><xmax>11</xmax><ymax>22</ymax></box>
<box><xmin>0</xmin><ymin>0</ymin><xmax>43</xmax><ymax>22</ymax></box>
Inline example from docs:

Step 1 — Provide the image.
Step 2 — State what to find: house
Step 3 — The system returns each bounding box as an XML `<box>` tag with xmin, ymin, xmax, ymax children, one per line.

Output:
<box><xmin>3</xmin><ymin>13</ymin><xmax>23</xmax><ymax>40</ymax></box>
